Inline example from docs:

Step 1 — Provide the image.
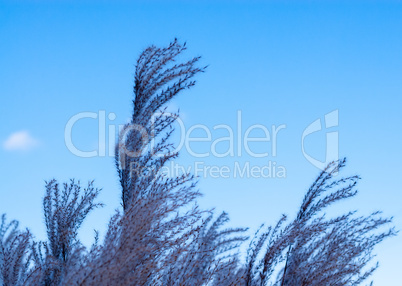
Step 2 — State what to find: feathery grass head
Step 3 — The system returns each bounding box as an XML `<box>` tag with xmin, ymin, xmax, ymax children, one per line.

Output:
<box><xmin>0</xmin><ymin>41</ymin><xmax>396</xmax><ymax>286</ymax></box>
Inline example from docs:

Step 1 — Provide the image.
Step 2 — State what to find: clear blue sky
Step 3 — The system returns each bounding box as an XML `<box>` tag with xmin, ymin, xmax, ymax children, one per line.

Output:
<box><xmin>1</xmin><ymin>1</ymin><xmax>401</xmax><ymax>284</ymax></box>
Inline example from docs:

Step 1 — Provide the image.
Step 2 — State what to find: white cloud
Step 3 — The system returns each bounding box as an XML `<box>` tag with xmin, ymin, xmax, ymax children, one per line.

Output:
<box><xmin>3</xmin><ymin>131</ymin><xmax>40</xmax><ymax>151</ymax></box>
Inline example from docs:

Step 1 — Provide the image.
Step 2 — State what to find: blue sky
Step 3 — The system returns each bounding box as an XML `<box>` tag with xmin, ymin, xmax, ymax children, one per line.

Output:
<box><xmin>1</xmin><ymin>1</ymin><xmax>401</xmax><ymax>284</ymax></box>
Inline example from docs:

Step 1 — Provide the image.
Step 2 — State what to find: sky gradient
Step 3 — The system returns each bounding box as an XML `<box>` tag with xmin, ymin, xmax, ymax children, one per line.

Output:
<box><xmin>1</xmin><ymin>1</ymin><xmax>401</xmax><ymax>284</ymax></box>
